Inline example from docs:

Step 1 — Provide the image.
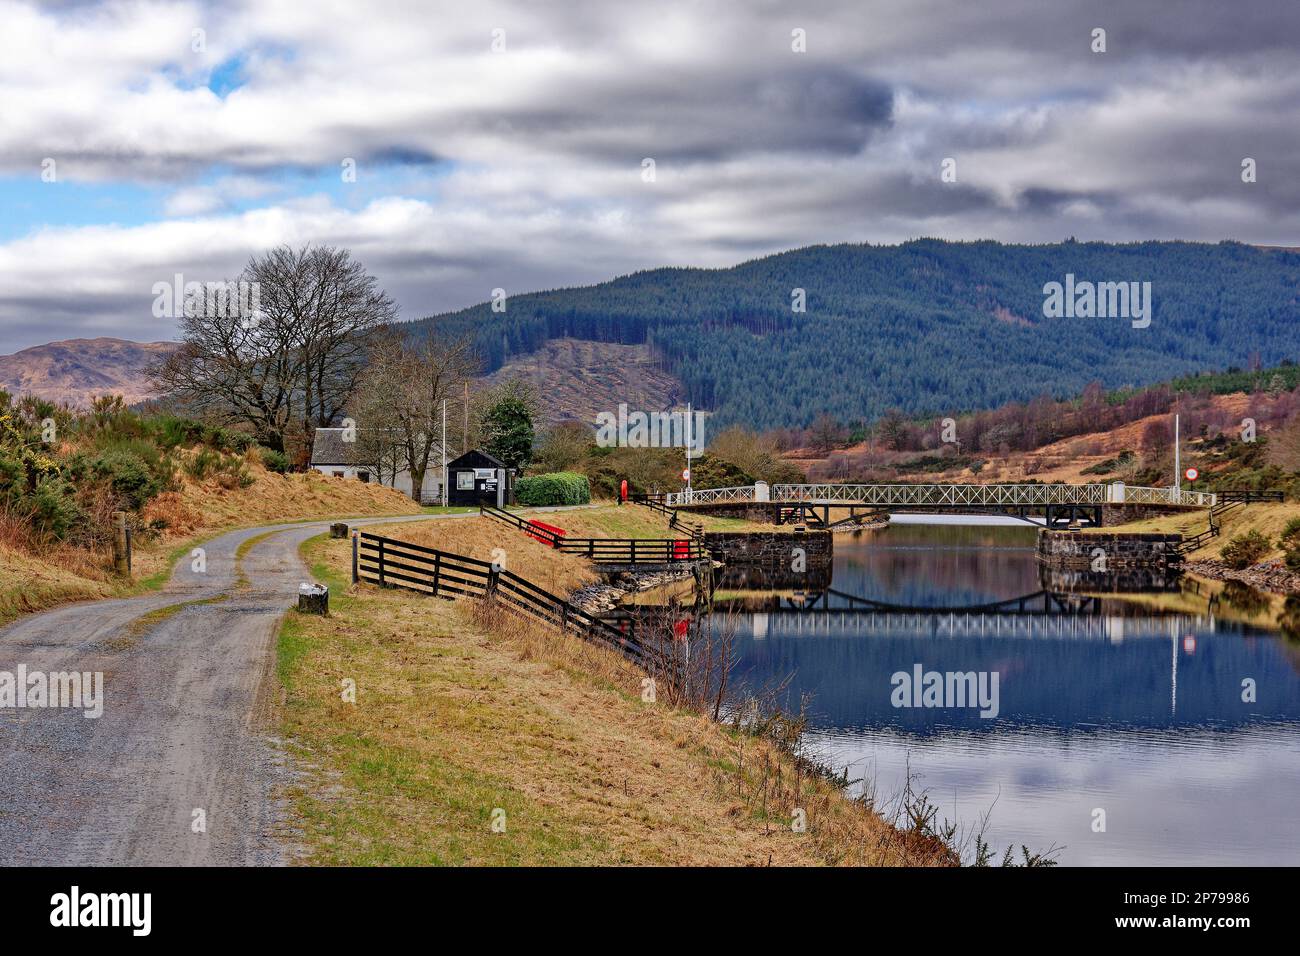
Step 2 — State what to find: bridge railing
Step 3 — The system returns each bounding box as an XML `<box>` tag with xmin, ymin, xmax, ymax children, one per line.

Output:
<box><xmin>664</xmin><ymin>483</ymin><xmax>1215</xmax><ymax>508</ymax></box>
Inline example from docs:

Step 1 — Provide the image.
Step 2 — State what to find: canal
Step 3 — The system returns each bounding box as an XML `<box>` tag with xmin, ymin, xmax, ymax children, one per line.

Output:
<box><xmin>710</xmin><ymin>519</ymin><xmax>1300</xmax><ymax>865</ymax></box>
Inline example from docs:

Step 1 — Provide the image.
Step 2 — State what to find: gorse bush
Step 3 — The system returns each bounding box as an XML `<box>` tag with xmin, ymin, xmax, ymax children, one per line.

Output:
<box><xmin>1279</xmin><ymin>518</ymin><xmax>1300</xmax><ymax>571</ymax></box>
<box><xmin>257</xmin><ymin>446</ymin><xmax>289</xmax><ymax>474</ymax></box>
<box><xmin>515</xmin><ymin>472</ymin><xmax>590</xmax><ymax>506</ymax></box>
<box><xmin>89</xmin><ymin>448</ymin><xmax>166</xmax><ymax>510</ymax></box>
<box><xmin>183</xmin><ymin>447</ymin><xmax>253</xmax><ymax>487</ymax></box>
<box><xmin>1221</xmin><ymin>530</ymin><xmax>1271</xmax><ymax>570</ymax></box>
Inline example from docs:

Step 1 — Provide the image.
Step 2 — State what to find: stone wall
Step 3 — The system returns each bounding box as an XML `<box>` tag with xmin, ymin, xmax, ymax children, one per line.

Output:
<box><xmin>1037</xmin><ymin>530</ymin><xmax>1183</xmax><ymax>571</ymax></box>
<box><xmin>701</xmin><ymin>529</ymin><xmax>833</xmax><ymax>590</ymax></box>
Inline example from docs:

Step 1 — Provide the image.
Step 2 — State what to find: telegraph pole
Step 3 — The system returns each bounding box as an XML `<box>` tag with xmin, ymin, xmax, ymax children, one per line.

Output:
<box><xmin>1173</xmin><ymin>412</ymin><xmax>1181</xmax><ymax>501</ymax></box>
<box><xmin>441</xmin><ymin>398</ymin><xmax>448</xmax><ymax>508</ymax></box>
<box><xmin>685</xmin><ymin>401</ymin><xmax>693</xmax><ymax>501</ymax></box>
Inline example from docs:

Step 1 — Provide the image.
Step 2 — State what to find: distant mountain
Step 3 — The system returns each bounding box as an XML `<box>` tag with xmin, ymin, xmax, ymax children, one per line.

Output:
<box><xmin>0</xmin><ymin>337</ymin><xmax>178</xmax><ymax>407</ymax></box>
<box><xmin>480</xmin><ymin>339</ymin><xmax>685</xmax><ymax>425</ymax></box>
<box><xmin>407</xmin><ymin>240</ymin><xmax>1300</xmax><ymax>429</ymax></box>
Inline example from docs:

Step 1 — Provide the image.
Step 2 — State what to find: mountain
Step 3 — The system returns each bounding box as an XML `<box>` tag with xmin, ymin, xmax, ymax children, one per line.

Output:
<box><xmin>408</xmin><ymin>239</ymin><xmax>1300</xmax><ymax>430</ymax></box>
<box><xmin>480</xmin><ymin>339</ymin><xmax>685</xmax><ymax>425</ymax></box>
<box><xmin>0</xmin><ymin>337</ymin><xmax>178</xmax><ymax>407</ymax></box>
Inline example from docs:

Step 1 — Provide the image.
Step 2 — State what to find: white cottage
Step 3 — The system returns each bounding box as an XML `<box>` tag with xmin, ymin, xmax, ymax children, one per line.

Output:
<box><xmin>309</xmin><ymin>427</ymin><xmax>447</xmax><ymax>504</ymax></box>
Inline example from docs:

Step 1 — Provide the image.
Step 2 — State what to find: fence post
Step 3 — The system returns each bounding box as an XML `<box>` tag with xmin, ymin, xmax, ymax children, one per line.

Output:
<box><xmin>630</xmin><ymin>538</ymin><xmax>637</xmax><ymax>564</ymax></box>
<box><xmin>110</xmin><ymin>511</ymin><xmax>130</xmax><ymax>576</ymax></box>
<box><xmin>351</xmin><ymin>531</ymin><xmax>359</xmax><ymax>583</ymax></box>
<box><xmin>433</xmin><ymin>552</ymin><xmax>441</xmax><ymax>596</ymax></box>
<box><xmin>487</xmin><ymin>567</ymin><xmax>500</xmax><ymax>600</ymax></box>
<box><xmin>377</xmin><ymin>537</ymin><xmax>386</xmax><ymax>587</ymax></box>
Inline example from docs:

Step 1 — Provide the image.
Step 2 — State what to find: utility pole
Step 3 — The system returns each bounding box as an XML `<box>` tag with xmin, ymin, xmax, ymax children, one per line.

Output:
<box><xmin>463</xmin><ymin>381</ymin><xmax>469</xmax><ymax>455</ymax></box>
<box><xmin>685</xmin><ymin>402</ymin><xmax>693</xmax><ymax>501</ymax></box>
<box><xmin>1173</xmin><ymin>412</ymin><xmax>1181</xmax><ymax>501</ymax></box>
<box><xmin>441</xmin><ymin>398</ymin><xmax>448</xmax><ymax>508</ymax></box>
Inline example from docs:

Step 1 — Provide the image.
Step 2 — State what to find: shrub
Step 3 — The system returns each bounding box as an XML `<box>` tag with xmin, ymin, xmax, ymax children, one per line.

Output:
<box><xmin>151</xmin><ymin>415</ymin><xmax>207</xmax><ymax>449</ymax></box>
<box><xmin>515</xmin><ymin>472</ymin><xmax>590</xmax><ymax>506</ymax></box>
<box><xmin>185</xmin><ymin>448</ymin><xmax>221</xmax><ymax>481</ymax></box>
<box><xmin>258</xmin><ymin>446</ymin><xmax>289</xmax><ymax>474</ymax></box>
<box><xmin>1221</xmin><ymin>530</ymin><xmax>1271</xmax><ymax>570</ymax></box>
<box><xmin>1279</xmin><ymin>518</ymin><xmax>1300</xmax><ymax>570</ymax></box>
<box><xmin>691</xmin><ymin>454</ymin><xmax>754</xmax><ymax>490</ymax></box>
<box><xmin>90</xmin><ymin>448</ymin><xmax>164</xmax><ymax>510</ymax></box>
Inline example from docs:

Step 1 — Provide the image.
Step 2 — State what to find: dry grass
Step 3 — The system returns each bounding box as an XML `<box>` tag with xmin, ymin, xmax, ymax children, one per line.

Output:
<box><xmin>372</xmin><ymin>516</ymin><xmax>600</xmax><ymax>596</ymax></box>
<box><xmin>0</xmin><ymin>540</ymin><xmax>122</xmax><ymax>625</ymax></box>
<box><xmin>1102</xmin><ymin>500</ymin><xmax>1300</xmax><ymax>561</ymax></box>
<box><xmin>141</xmin><ymin>454</ymin><xmax>421</xmax><ymax>537</ymax></box>
<box><xmin>280</xmin><ymin>533</ymin><xmax>952</xmax><ymax>866</ymax></box>
<box><xmin>1</xmin><ymin>456</ymin><xmax>423</xmax><ymax>628</ymax></box>
<box><xmin>554</xmin><ymin>504</ymin><xmax>770</xmax><ymax>537</ymax></box>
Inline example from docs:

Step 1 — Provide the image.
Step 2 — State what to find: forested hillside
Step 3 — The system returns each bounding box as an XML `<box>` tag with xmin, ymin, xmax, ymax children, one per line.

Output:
<box><xmin>407</xmin><ymin>240</ymin><xmax>1300</xmax><ymax>430</ymax></box>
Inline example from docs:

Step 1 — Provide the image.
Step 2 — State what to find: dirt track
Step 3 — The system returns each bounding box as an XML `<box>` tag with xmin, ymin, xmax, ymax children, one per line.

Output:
<box><xmin>0</xmin><ymin>505</ymin><xmax>596</xmax><ymax>866</ymax></box>
<box><xmin>0</xmin><ymin>515</ymin><xmax>428</xmax><ymax>866</ymax></box>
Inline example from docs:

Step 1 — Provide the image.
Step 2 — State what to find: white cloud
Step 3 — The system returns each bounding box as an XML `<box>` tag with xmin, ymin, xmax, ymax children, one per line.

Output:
<box><xmin>1</xmin><ymin>0</ymin><xmax>1299</xmax><ymax>351</ymax></box>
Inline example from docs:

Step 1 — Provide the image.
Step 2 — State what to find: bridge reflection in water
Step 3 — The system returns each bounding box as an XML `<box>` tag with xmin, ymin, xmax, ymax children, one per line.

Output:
<box><xmin>649</xmin><ymin>522</ymin><xmax>1300</xmax><ymax>865</ymax></box>
<box><xmin>615</xmin><ymin>524</ymin><xmax>1300</xmax><ymax>738</ymax></box>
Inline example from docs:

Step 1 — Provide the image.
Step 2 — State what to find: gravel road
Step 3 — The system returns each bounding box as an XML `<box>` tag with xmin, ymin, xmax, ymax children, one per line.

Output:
<box><xmin>0</xmin><ymin>514</ymin><xmax>435</xmax><ymax>866</ymax></box>
<box><xmin>0</xmin><ymin>504</ymin><xmax>597</xmax><ymax>866</ymax></box>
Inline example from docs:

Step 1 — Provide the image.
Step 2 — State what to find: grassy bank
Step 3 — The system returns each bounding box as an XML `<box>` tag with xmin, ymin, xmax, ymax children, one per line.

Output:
<box><xmin>277</xmin><ymin>532</ymin><xmax>952</xmax><ymax>866</ymax></box>
<box><xmin>1104</xmin><ymin>501</ymin><xmax>1300</xmax><ymax>561</ymax></box>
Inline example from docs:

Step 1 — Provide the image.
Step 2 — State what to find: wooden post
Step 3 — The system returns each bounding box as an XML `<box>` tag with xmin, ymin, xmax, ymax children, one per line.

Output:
<box><xmin>111</xmin><ymin>511</ymin><xmax>129</xmax><ymax>576</ymax></box>
<box><xmin>377</xmin><ymin>537</ymin><xmax>386</xmax><ymax>587</ymax></box>
<box><xmin>351</xmin><ymin>531</ymin><xmax>359</xmax><ymax>583</ymax></box>
<box><xmin>432</xmin><ymin>552</ymin><xmax>441</xmax><ymax>596</ymax></box>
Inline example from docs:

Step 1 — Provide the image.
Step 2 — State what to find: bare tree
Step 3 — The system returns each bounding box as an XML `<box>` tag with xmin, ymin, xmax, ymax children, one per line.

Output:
<box><xmin>152</xmin><ymin>244</ymin><xmax>396</xmax><ymax>460</ymax></box>
<box><xmin>356</xmin><ymin>329</ymin><xmax>479</xmax><ymax>501</ymax></box>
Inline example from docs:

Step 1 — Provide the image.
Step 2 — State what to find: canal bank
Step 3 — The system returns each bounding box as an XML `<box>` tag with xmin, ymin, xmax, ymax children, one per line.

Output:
<box><xmin>276</xmin><ymin>526</ymin><xmax>955</xmax><ymax>866</ymax></box>
<box><xmin>702</xmin><ymin>521</ymin><xmax>1300</xmax><ymax>865</ymax></box>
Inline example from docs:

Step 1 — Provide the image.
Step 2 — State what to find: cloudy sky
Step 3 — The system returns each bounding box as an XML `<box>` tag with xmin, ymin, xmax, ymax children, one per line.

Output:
<box><xmin>0</xmin><ymin>0</ymin><xmax>1296</xmax><ymax>352</ymax></box>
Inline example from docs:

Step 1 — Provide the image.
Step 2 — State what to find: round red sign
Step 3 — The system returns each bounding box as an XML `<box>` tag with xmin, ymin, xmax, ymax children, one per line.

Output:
<box><xmin>1185</xmin><ymin>467</ymin><xmax>1199</xmax><ymax>482</ymax></box>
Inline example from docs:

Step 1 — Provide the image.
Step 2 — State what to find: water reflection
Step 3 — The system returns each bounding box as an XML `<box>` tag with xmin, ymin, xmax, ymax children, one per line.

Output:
<box><xmin>637</xmin><ymin>521</ymin><xmax>1300</xmax><ymax>864</ymax></box>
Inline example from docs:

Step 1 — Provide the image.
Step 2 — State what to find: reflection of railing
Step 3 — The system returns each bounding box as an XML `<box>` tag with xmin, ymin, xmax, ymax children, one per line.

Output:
<box><xmin>666</xmin><ymin>483</ymin><xmax>1216</xmax><ymax>508</ymax></box>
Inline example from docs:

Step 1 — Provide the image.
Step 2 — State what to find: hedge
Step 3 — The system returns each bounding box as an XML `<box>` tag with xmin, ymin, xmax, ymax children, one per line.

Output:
<box><xmin>515</xmin><ymin>472</ymin><xmax>591</xmax><ymax>506</ymax></box>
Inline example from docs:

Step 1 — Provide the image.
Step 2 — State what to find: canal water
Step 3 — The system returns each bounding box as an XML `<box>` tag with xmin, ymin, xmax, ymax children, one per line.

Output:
<box><xmin>711</xmin><ymin>520</ymin><xmax>1300</xmax><ymax>865</ymax></box>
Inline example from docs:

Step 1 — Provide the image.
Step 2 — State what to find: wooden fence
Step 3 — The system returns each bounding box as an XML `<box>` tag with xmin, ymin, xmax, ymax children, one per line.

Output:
<box><xmin>478</xmin><ymin>503</ymin><xmax>707</xmax><ymax>563</ymax></box>
<box><xmin>354</xmin><ymin>531</ymin><xmax>673</xmax><ymax>670</ymax></box>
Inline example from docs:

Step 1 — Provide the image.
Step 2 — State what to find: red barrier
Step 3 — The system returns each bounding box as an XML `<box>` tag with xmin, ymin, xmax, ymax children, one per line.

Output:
<box><xmin>672</xmin><ymin>539</ymin><xmax>690</xmax><ymax>560</ymax></box>
<box><xmin>526</xmin><ymin>520</ymin><xmax>567</xmax><ymax>548</ymax></box>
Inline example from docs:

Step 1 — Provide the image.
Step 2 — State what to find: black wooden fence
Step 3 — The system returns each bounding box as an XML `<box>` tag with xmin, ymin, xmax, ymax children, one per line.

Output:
<box><xmin>1217</xmin><ymin>490</ymin><xmax>1286</xmax><ymax>503</ymax></box>
<box><xmin>355</xmin><ymin>531</ymin><xmax>658</xmax><ymax>666</ymax></box>
<box><xmin>478</xmin><ymin>503</ymin><xmax>707</xmax><ymax>563</ymax></box>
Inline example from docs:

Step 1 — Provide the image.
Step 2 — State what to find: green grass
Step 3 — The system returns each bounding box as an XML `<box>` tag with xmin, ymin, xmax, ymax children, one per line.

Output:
<box><xmin>275</xmin><ymin>532</ymin><xmax>614</xmax><ymax>864</ymax></box>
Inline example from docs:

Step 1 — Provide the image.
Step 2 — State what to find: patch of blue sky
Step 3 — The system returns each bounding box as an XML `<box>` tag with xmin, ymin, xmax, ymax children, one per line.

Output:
<box><xmin>0</xmin><ymin>176</ymin><xmax>159</xmax><ymax>240</ymax></box>
<box><xmin>0</xmin><ymin>157</ymin><xmax>454</xmax><ymax>240</ymax></box>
